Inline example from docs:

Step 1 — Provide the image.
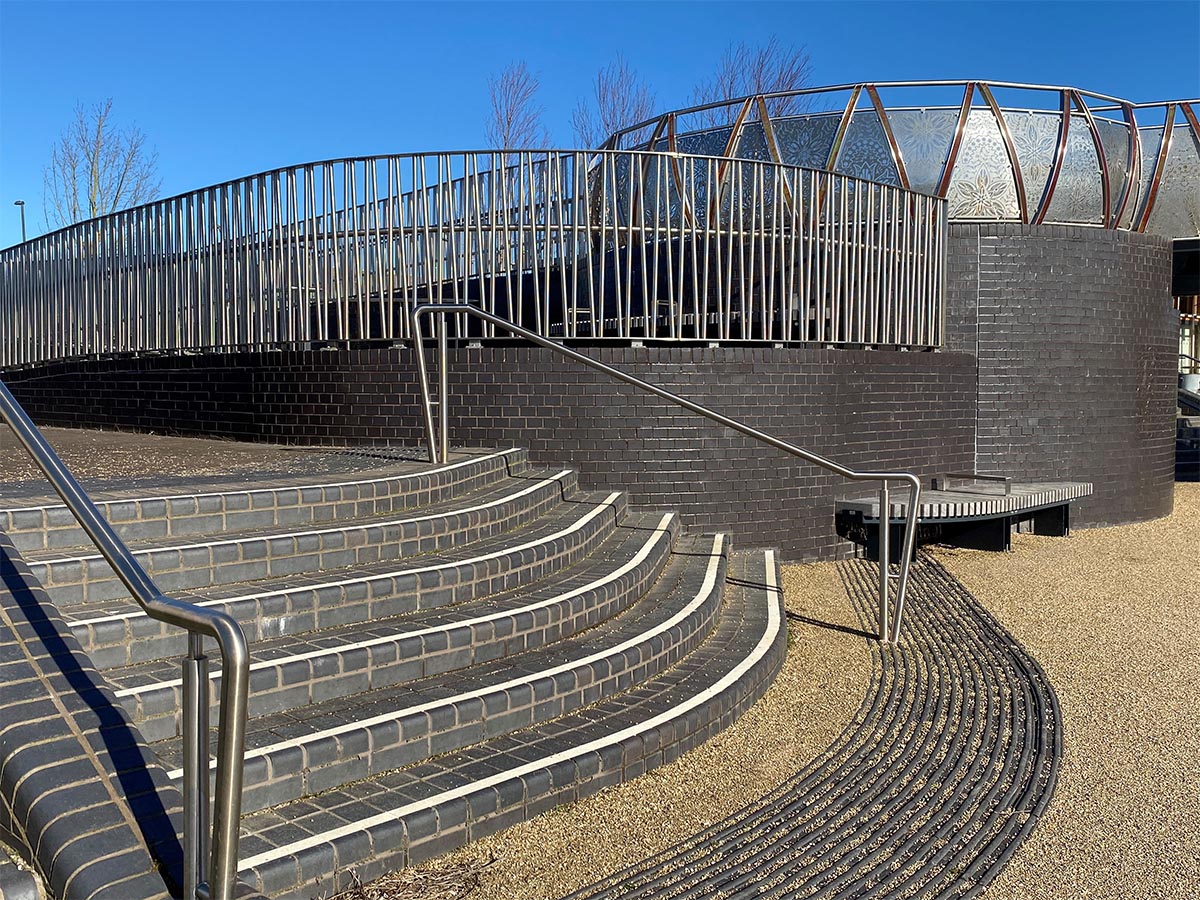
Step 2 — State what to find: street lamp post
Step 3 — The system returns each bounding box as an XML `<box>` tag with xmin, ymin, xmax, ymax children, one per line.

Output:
<box><xmin>14</xmin><ymin>200</ymin><xmax>26</xmax><ymax>243</ymax></box>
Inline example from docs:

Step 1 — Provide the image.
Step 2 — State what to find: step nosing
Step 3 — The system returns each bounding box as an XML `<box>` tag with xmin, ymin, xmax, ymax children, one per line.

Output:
<box><xmin>66</xmin><ymin>491</ymin><xmax>625</xmax><ymax>629</ymax></box>
<box><xmin>166</xmin><ymin>531</ymin><xmax>726</xmax><ymax>781</ymax></box>
<box><xmin>236</xmin><ymin>548</ymin><xmax>781</xmax><ymax>875</ymax></box>
<box><xmin>0</xmin><ymin>449</ymin><xmax>521</xmax><ymax>515</ymax></box>
<box><xmin>113</xmin><ymin>513</ymin><xmax>677</xmax><ymax>700</ymax></box>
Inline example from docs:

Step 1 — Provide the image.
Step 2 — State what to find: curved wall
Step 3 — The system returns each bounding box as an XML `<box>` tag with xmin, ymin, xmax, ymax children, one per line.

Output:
<box><xmin>945</xmin><ymin>223</ymin><xmax>1177</xmax><ymax>525</ymax></box>
<box><xmin>1</xmin><ymin>225</ymin><xmax>1176</xmax><ymax>552</ymax></box>
<box><xmin>1</xmin><ymin>346</ymin><xmax>976</xmax><ymax>561</ymax></box>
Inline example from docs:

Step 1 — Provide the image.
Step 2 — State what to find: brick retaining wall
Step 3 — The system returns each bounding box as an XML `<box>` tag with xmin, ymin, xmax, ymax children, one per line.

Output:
<box><xmin>946</xmin><ymin>224</ymin><xmax>1177</xmax><ymax>525</ymax></box>
<box><xmin>3</xmin><ymin>346</ymin><xmax>976</xmax><ymax>561</ymax></box>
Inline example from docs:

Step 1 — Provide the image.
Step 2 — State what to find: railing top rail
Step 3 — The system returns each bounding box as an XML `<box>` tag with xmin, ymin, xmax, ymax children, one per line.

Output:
<box><xmin>2</xmin><ymin>148</ymin><xmax>937</xmax><ymax>252</ymax></box>
<box><xmin>605</xmin><ymin>79</ymin><xmax>1200</xmax><ymax>142</ymax></box>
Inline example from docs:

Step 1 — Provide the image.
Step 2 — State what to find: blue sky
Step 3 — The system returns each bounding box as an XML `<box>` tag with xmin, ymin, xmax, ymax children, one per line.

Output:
<box><xmin>1</xmin><ymin>0</ymin><xmax>1197</xmax><ymax>248</ymax></box>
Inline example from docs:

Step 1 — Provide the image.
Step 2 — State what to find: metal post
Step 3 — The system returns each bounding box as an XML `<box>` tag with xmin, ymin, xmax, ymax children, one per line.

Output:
<box><xmin>438</xmin><ymin>313</ymin><xmax>449</xmax><ymax>463</ymax></box>
<box><xmin>410</xmin><ymin>314</ymin><xmax>440</xmax><ymax>463</ymax></box>
<box><xmin>889</xmin><ymin>474</ymin><xmax>922</xmax><ymax>642</ymax></box>
<box><xmin>878</xmin><ymin>480</ymin><xmax>891</xmax><ymax>643</ymax></box>
<box><xmin>181</xmin><ymin>634</ymin><xmax>210</xmax><ymax>900</ymax></box>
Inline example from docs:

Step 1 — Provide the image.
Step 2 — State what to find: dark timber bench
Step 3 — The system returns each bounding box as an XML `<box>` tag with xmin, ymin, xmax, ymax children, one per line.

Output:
<box><xmin>836</xmin><ymin>475</ymin><xmax>1094</xmax><ymax>559</ymax></box>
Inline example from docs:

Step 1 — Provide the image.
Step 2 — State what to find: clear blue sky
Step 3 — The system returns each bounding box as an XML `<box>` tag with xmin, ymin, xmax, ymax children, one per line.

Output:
<box><xmin>1</xmin><ymin>0</ymin><xmax>1197</xmax><ymax>248</ymax></box>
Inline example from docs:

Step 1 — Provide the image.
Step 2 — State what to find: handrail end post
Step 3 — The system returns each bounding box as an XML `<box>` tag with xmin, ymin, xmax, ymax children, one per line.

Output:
<box><xmin>878</xmin><ymin>480</ymin><xmax>891</xmax><ymax>643</ymax></box>
<box><xmin>181</xmin><ymin>645</ymin><xmax>210</xmax><ymax>900</ymax></box>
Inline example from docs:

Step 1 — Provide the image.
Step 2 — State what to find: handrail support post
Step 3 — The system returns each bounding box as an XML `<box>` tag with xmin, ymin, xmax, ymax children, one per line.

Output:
<box><xmin>411</xmin><ymin>315</ymin><xmax>440</xmax><ymax>463</ymax></box>
<box><xmin>181</xmin><ymin>634</ymin><xmax>210</xmax><ymax>900</ymax></box>
<box><xmin>878</xmin><ymin>481</ymin><xmax>891</xmax><ymax>643</ymax></box>
<box><xmin>438</xmin><ymin>315</ymin><xmax>449</xmax><ymax>463</ymax></box>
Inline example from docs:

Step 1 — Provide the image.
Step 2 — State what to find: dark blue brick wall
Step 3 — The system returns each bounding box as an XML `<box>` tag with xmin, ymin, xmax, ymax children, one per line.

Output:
<box><xmin>2</xmin><ymin>345</ymin><xmax>976</xmax><ymax>561</ymax></box>
<box><xmin>945</xmin><ymin>223</ymin><xmax>1177</xmax><ymax>525</ymax></box>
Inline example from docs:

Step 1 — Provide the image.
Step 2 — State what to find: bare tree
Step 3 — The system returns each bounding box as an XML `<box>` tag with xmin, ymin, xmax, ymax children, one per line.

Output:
<box><xmin>692</xmin><ymin>37</ymin><xmax>814</xmax><ymax>126</ymax></box>
<box><xmin>486</xmin><ymin>61</ymin><xmax>548</xmax><ymax>150</ymax></box>
<box><xmin>571</xmin><ymin>56</ymin><xmax>657</xmax><ymax>148</ymax></box>
<box><xmin>42</xmin><ymin>99</ymin><xmax>160</xmax><ymax>228</ymax></box>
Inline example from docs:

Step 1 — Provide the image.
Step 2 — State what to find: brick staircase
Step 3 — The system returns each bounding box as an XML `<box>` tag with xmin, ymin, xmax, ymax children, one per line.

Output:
<box><xmin>0</xmin><ymin>448</ymin><xmax>786</xmax><ymax>900</ymax></box>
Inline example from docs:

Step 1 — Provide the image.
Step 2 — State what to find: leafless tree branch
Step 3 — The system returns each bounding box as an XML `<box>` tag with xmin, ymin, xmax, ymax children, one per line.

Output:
<box><xmin>571</xmin><ymin>56</ymin><xmax>657</xmax><ymax>148</ymax></box>
<box><xmin>42</xmin><ymin>99</ymin><xmax>160</xmax><ymax>228</ymax></box>
<box><xmin>692</xmin><ymin>37</ymin><xmax>814</xmax><ymax>126</ymax></box>
<box><xmin>485</xmin><ymin>62</ymin><xmax>548</xmax><ymax>150</ymax></box>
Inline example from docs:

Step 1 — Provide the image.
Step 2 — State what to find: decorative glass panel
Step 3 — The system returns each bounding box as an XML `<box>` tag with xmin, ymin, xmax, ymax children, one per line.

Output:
<box><xmin>772</xmin><ymin>114</ymin><xmax>841</xmax><ymax>170</ymax></box>
<box><xmin>1146</xmin><ymin>127</ymin><xmax>1200</xmax><ymax>238</ymax></box>
<box><xmin>1007</xmin><ymin>110</ymin><xmax>1059</xmax><ymax>216</ymax></box>
<box><xmin>835</xmin><ymin>108</ymin><xmax>901</xmax><ymax>186</ymax></box>
<box><xmin>947</xmin><ymin>108</ymin><xmax>1020</xmax><ymax>220</ymax></box>
<box><xmin>676</xmin><ymin>127</ymin><xmax>734</xmax><ymax>159</ymax></box>
<box><xmin>735</xmin><ymin>122</ymin><xmax>773</xmax><ymax>161</ymax></box>
<box><xmin>1045</xmin><ymin>115</ymin><xmax>1103</xmax><ymax>224</ymax></box>
<box><xmin>888</xmin><ymin>109</ymin><xmax>960</xmax><ymax>195</ymax></box>
<box><xmin>1134</xmin><ymin>126</ymin><xmax>1165</xmax><ymax>228</ymax></box>
<box><xmin>1095</xmin><ymin>117</ymin><xmax>1133</xmax><ymax>227</ymax></box>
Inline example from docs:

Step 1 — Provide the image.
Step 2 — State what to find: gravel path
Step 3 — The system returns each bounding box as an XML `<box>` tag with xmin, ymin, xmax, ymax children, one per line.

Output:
<box><xmin>931</xmin><ymin>482</ymin><xmax>1200</xmax><ymax>900</ymax></box>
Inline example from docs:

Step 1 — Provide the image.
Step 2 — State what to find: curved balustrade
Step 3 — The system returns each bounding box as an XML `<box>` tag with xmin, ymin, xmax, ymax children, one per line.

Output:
<box><xmin>0</xmin><ymin>150</ymin><xmax>945</xmax><ymax>369</ymax></box>
<box><xmin>607</xmin><ymin>81</ymin><xmax>1200</xmax><ymax>239</ymax></box>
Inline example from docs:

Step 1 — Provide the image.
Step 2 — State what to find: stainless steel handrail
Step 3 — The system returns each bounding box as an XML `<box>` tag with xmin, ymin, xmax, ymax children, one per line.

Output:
<box><xmin>0</xmin><ymin>379</ymin><xmax>248</xmax><ymax>900</ymax></box>
<box><xmin>1181</xmin><ymin>352</ymin><xmax>1200</xmax><ymax>374</ymax></box>
<box><xmin>410</xmin><ymin>303</ymin><xmax>922</xmax><ymax>643</ymax></box>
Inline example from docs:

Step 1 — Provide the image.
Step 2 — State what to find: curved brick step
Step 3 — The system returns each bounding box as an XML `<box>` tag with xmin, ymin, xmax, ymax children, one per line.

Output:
<box><xmin>22</xmin><ymin>467</ymin><xmax>576</xmax><ymax>604</ymax></box>
<box><xmin>563</xmin><ymin>556</ymin><xmax>1059</xmax><ymax>900</ymax></box>
<box><xmin>62</xmin><ymin>490</ymin><xmax>628</xmax><ymax>665</ymax></box>
<box><xmin>0</xmin><ymin>449</ymin><xmax>526</xmax><ymax>554</ymax></box>
<box><xmin>234</xmin><ymin>548</ymin><xmax>786</xmax><ymax>900</ymax></box>
<box><xmin>107</xmin><ymin>511</ymin><xmax>679</xmax><ymax>740</ymax></box>
<box><xmin>155</xmin><ymin>532</ymin><xmax>729</xmax><ymax>814</ymax></box>
<box><xmin>0</xmin><ymin>533</ymin><xmax>187</xmax><ymax>900</ymax></box>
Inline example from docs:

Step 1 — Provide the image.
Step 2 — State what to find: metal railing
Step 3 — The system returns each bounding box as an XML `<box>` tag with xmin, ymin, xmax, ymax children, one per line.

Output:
<box><xmin>410</xmin><ymin>303</ymin><xmax>922</xmax><ymax>643</ymax></box>
<box><xmin>0</xmin><ymin>150</ymin><xmax>945</xmax><ymax>369</ymax></box>
<box><xmin>1181</xmin><ymin>352</ymin><xmax>1200</xmax><ymax>375</ymax></box>
<box><xmin>0</xmin><ymin>379</ymin><xmax>248</xmax><ymax>900</ymax></box>
<box><xmin>605</xmin><ymin>80</ymin><xmax>1200</xmax><ymax>238</ymax></box>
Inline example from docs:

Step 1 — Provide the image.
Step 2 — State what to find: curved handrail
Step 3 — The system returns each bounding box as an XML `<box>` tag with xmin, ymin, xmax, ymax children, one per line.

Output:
<box><xmin>409</xmin><ymin>303</ymin><xmax>922</xmax><ymax>643</ymax></box>
<box><xmin>0</xmin><ymin>379</ymin><xmax>248</xmax><ymax>900</ymax></box>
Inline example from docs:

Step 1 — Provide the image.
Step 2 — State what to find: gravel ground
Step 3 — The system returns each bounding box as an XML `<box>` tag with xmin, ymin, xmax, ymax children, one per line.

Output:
<box><xmin>931</xmin><ymin>482</ymin><xmax>1200</xmax><ymax>900</ymax></box>
<box><xmin>367</xmin><ymin>485</ymin><xmax>1198</xmax><ymax>900</ymax></box>
<box><xmin>361</xmin><ymin>562</ymin><xmax>876</xmax><ymax>900</ymax></box>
